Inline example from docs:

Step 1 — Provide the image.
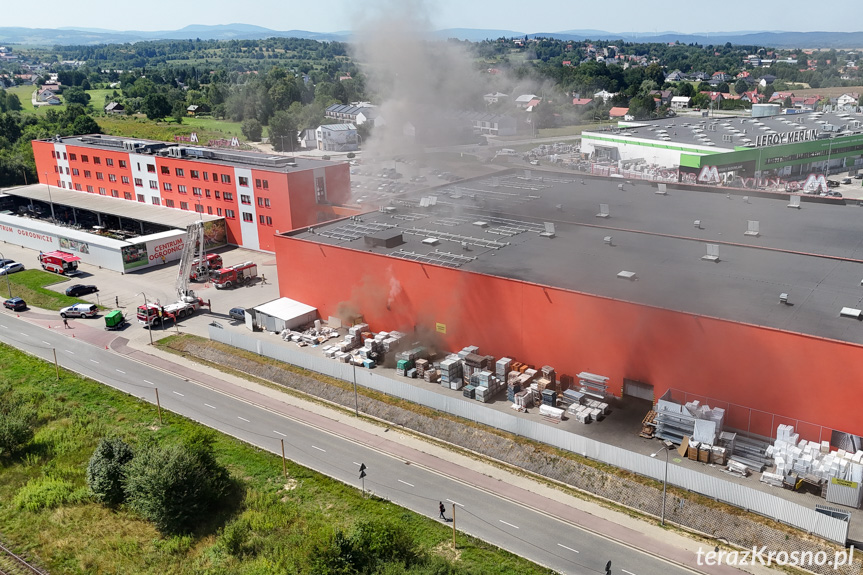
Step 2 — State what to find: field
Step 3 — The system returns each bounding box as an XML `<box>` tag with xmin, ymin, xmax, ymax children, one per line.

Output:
<box><xmin>0</xmin><ymin>342</ymin><xmax>552</xmax><ymax>574</ymax></box>
<box><xmin>790</xmin><ymin>85</ymin><xmax>863</xmax><ymax>98</ymax></box>
<box><xmin>96</xmin><ymin>115</ymin><xmax>244</xmax><ymax>144</ymax></box>
<box><xmin>6</xmin><ymin>85</ymin><xmax>118</xmax><ymax>115</ymax></box>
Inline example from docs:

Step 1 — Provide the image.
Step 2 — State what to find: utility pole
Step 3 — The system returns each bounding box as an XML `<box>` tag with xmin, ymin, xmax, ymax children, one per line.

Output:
<box><xmin>451</xmin><ymin>503</ymin><xmax>457</xmax><ymax>549</ymax></box>
<box><xmin>52</xmin><ymin>348</ymin><xmax>59</xmax><ymax>379</ymax></box>
<box><xmin>281</xmin><ymin>439</ymin><xmax>287</xmax><ymax>478</ymax></box>
<box><xmin>155</xmin><ymin>388</ymin><xmax>163</xmax><ymax>424</ymax></box>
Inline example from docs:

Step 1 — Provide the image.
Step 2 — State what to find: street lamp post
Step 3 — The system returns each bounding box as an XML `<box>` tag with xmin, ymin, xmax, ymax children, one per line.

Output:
<box><xmin>44</xmin><ymin>173</ymin><xmax>56</xmax><ymax>222</ymax></box>
<box><xmin>650</xmin><ymin>440</ymin><xmax>674</xmax><ymax>526</ymax></box>
<box><xmin>0</xmin><ymin>251</ymin><xmax>11</xmax><ymax>298</ymax></box>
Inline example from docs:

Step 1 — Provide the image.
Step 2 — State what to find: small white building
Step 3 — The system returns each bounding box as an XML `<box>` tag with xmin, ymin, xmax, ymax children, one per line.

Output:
<box><xmin>484</xmin><ymin>92</ymin><xmax>509</xmax><ymax>104</ymax></box>
<box><xmin>593</xmin><ymin>90</ymin><xmax>616</xmax><ymax>103</ymax></box>
<box><xmin>316</xmin><ymin>123</ymin><xmax>359</xmax><ymax>152</ymax></box>
<box><xmin>671</xmin><ymin>96</ymin><xmax>691</xmax><ymax>110</ymax></box>
<box><xmin>837</xmin><ymin>93</ymin><xmax>860</xmax><ymax>107</ymax></box>
<box><xmin>298</xmin><ymin>128</ymin><xmax>317</xmax><ymax>149</ymax></box>
<box><xmin>514</xmin><ymin>94</ymin><xmax>538</xmax><ymax>108</ymax></box>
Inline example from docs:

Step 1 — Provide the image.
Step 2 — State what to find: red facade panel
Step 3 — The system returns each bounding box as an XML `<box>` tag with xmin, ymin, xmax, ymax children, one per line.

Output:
<box><xmin>274</xmin><ymin>235</ymin><xmax>863</xmax><ymax>439</ymax></box>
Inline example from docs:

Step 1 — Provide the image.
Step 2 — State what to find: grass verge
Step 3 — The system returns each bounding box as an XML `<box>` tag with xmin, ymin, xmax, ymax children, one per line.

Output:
<box><xmin>3</xmin><ymin>269</ymin><xmax>90</xmax><ymax>310</ymax></box>
<box><xmin>0</xmin><ymin>341</ymin><xmax>554</xmax><ymax>574</ymax></box>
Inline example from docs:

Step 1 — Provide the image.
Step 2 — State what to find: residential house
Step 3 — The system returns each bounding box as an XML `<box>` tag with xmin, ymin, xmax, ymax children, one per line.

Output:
<box><xmin>649</xmin><ymin>90</ymin><xmax>673</xmax><ymax>106</ymax></box>
<box><xmin>712</xmin><ymin>72</ymin><xmax>732</xmax><ymax>83</ymax></box>
<box><xmin>791</xmin><ymin>96</ymin><xmax>820</xmax><ymax>111</ymax></box>
<box><xmin>837</xmin><ymin>93</ymin><xmax>860</xmax><ymax>107</ymax></box>
<box><xmin>740</xmin><ymin>91</ymin><xmax>763</xmax><ymax>104</ymax></box>
<box><xmin>769</xmin><ymin>91</ymin><xmax>794</xmax><ymax>104</ymax></box>
<box><xmin>758</xmin><ymin>74</ymin><xmax>777</xmax><ymax>87</ymax></box>
<box><xmin>688</xmin><ymin>71</ymin><xmax>710</xmax><ymax>82</ymax></box>
<box><xmin>608</xmin><ymin>107</ymin><xmax>629</xmax><ymax>118</ymax></box>
<box><xmin>316</xmin><ymin>123</ymin><xmax>359</xmax><ymax>152</ymax></box>
<box><xmin>36</xmin><ymin>89</ymin><xmax>61</xmax><ymax>105</ymax></box>
<box><xmin>572</xmin><ymin>98</ymin><xmax>593</xmax><ymax>107</ymax></box>
<box><xmin>458</xmin><ymin>111</ymin><xmax>517</xmax><ymax>137</ymax></box>
<box><xmin>665</xmin><ymin>70</ymin><xmax>686</xmax><ymax>82</ymax></box>
<box><xmin>593</xmin><ymin>89</ymin><xmax>615</xmax><ymax>103</ymax></box>
<box><xmin>325</xmin><ymin>104</ymin><xmax>383</xmax><ymax>127</ymax></box>
<box><xmin>186</xmin><ymin>105</ymin><xmax>199</xmax><ymax>116</ymax></box>
<box><xmin>525</xmin><ymin>98</ymin><xmax>541</xmax><ymax>112</ymax></box>
<box><xmin>104</xmin><ymin>102</ymin><xmax>125</xmax><ymax>115</ymax></box>
<box><xmin>298</xmin><ymin>128</ymin><xmax>317</xmax><ymax>149</ymax></box>
<box><xmin>483</xmin><ymin>92</ymin><xmax>509</xmax><ymax>104</ymax></box>
<box><xmin>670</xmin><ymin>96</ymin><xmax>691</xmax><ymax>109</ymax></box>
<box><xmin>40</xmin><ymin>82</ymin><xmax>61</xmax><ymax>92</ymax></box>
<box><xmin>515</xmin><ymin>94</ymin><xmax>539</xmax><ymax>108</ymax></box>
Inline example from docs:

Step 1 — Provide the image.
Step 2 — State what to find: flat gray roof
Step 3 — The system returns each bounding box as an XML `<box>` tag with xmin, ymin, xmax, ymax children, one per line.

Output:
<box><xmin>584</xmin><ymin>110</ymin><xmax>863</xmax><ymax>151</ymax></box>
<box><xmin>4</xmin><ymin>184</ymin><xmax>221</xmax><ymax>229</ymax></box>
<box><xmin>289</xmin><ymin>171</ymin><xmax>863</xmax><ymax>345</ymax></box>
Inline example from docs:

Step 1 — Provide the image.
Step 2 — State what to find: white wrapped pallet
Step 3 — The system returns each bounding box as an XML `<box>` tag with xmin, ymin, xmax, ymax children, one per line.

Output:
<box><xmin>539</xmin><ymin>404</ymin><xmax>564</xmax><ymax>420</ymax></box>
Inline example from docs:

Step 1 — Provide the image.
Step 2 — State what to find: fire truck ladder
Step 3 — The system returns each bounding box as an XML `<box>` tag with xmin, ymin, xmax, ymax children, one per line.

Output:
<box><xmin>175</xmin><ymin>221</ymin><xmax>204</xmax><ymax>302</ymax></box>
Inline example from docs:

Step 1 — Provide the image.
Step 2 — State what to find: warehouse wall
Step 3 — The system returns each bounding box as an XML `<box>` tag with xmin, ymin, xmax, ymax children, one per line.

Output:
<box><xmin>274</xmin><ymin>234</ymin><xmax>863</xmax><ymax>439</ymax></box>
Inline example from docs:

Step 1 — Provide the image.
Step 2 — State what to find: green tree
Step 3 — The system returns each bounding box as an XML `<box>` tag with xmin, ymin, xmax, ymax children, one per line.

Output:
<box><xmin>241</xmin><ymin>118</ymin><xmax>263</xmax><ymax>141</ymax></box>
<box><xmin>268</xmin><ymin>110</ymin><xmax>298</xmax><ymax>152</ymax></box>
<box><xmin>783</xmin><ymin>96</ymin><xmax>793</xmax><ymax>109</ymax></box>
<box><xmin>171</xmin><ymin>101</ymin><xmax>186</xmax><ymax>124</ymax></box>
<box><xmin>71</xmin><ymin>114</ymin><xmax>102</xmax><ymax>135</ymax></box>
<box><xmin>0</xmin><ymin>386</ymin><xmax>36</xmax><ymax>458</ymax></box>
<box><xmin>734</xmin><ymin>79</ymin><xmax>749</xmax><ymax>94</ymax></box>
<box><xmin>716</xmin><ymin>82</ymin><xmax>730</xmax><ymax>94</ymax></box>
<box><xmin>142</xmin><ymin>93</ymin><xmax>171</xmax><ymax>120</ymax></box>
<box><xmin>125</xmin><ymin>433</ymin><xmax>231</xmax><ymax>535</ymax></box>
<box><xmin>64</xmin><ymin>86</ymin><xmax>91</xmax><ymax>106</ymax></box>
<box><xmin>627</xmin><ymin>95</ymin><xmax>656</xmax><ymax>119</ymax></box>
<box><xmin>86</xmin><ymin>437</ymin><xmax>134</xmax><ymax>506</ymax></box>
<box><xmin>6</xmin><ymin>92</ymin><xmax>21</xmax><ymax>112</ymax></box>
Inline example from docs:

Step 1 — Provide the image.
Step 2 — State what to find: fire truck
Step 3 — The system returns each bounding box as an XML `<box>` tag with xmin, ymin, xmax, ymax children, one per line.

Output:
<box><xmin>189</xmin><ymin>253</ymin><xmax>223</xmax><ymax>281</ymax></box>
<box><xmin>212</xmin><ymin>262</ymin><xmax>258</xmax><ymax>289</ymax></box>
<box><xmin>38</xmin><ymin>251</ymin><xmax>81</xmax><ymax>275</ymax></box>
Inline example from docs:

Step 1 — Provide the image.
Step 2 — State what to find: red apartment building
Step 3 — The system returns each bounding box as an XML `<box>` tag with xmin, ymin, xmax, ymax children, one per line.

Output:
<box><xmin>32</xmin><ymin>135</ymin><xmax>352</xmax><ymax>251</ymax></box>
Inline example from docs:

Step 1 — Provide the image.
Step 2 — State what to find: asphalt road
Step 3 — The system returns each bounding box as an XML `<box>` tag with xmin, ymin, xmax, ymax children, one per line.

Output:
<box><xmin>0</xmin><ymin>312</ymin><xmax>700</xmax><ymax>575</ymax></box>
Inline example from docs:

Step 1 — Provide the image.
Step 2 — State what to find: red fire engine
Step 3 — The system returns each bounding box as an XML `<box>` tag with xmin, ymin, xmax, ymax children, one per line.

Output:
<box><xmin>212</xmin><ymin>262</ymin><xmax>258</xmax><ymax>289</ymax></box>
<box><xmin>38</xmin><ymin>251</ymin><xmax>81</xmax><ymax>275</ymax></box>
<box><xmin>190</xmin><ymin>253</ymin><xmax>223</xmax><ymax>281</ymax></box>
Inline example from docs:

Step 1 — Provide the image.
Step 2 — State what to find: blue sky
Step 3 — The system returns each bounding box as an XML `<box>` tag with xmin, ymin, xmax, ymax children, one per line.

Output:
<box><xmin>3</xmin><ymin>0</ymin><xmax>858</xmax><ymax>34</ymax></box>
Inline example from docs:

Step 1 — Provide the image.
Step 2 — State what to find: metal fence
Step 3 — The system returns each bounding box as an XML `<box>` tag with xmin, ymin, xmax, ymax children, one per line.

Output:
<box><xmin>209</xmin><ymin>326</ymin><xmax>850</xmax><ymax>544</ymax></box>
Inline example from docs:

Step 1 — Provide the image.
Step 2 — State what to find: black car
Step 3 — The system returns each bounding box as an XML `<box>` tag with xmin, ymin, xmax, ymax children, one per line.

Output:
<box><xmin>65</xmin><ymin>284</ymin><xmax>99</xmax><ymax>297</ymax></box>
<box><xmin>826</xmin><ymin>180</ymin><xmax>840</xmax><ymax>188</ymax></box>
<box><xmin>0</xmin><ymin>258</ymin><xmax>14</xmax><ymax>268</ymax></box>
<box><xmin>3</xmin><ymin>297</ymin><xmax>26</xmax><ymax>311</ymax></box>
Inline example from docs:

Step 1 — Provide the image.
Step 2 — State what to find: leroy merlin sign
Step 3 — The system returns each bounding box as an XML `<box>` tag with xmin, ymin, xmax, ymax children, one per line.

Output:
<box><xmin>755</xmin><ymin>128</ymin><xmax>818</xmax><ymax>147</ymax></box>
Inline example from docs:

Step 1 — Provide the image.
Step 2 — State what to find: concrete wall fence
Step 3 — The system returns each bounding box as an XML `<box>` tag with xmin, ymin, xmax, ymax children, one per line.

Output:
<box><xmin>209</xmin><ymin>325</ymin><xmax>850</xmax><ymax>545</ymax></box>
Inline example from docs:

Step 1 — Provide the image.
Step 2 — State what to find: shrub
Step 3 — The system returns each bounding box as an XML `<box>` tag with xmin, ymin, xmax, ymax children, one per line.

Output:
<box><xmin>87</xmin><ymin>436</ymin><xmax>134</xmax><ymax>506</ymax></box>
<box><xmin>241</xmin><ymin>118</ymin><xmax>263</xmax><ymax>141</ymax></box>
<box><xmin>0</xmin><ymin>391</ymin><xmax>36</xmax><ymax>458</ymax></box>
<box><xmin>14</xmin><ymin>476</ymin><xmax>83</xmax><ymax>511</ymax></box>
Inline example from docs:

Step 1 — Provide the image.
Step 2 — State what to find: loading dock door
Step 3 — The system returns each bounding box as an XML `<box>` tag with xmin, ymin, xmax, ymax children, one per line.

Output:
<box><xmin>623</xmin><ymin>379</ymin><xmax>654</xmax><ymax>401</ymax></box>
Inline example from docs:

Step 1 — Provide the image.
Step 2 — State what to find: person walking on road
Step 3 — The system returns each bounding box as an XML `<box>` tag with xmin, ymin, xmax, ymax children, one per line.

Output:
<box><xmin>439</xmin><ymin>501</ymin><xmax>447</xmax><ymax>520</ymax></box>
<box><xmin>260</xmin><ymin>274</ymin><xmax>267</xmax><ymax>286</ymax></box>
<box><xmin>63</xmin><ymin>318</ymin><xmax>69</xmax><ymax>329</ymax></box>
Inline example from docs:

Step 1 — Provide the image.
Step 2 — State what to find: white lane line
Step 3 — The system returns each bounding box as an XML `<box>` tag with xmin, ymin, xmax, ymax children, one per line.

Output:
<box><xmin>621</xmin><ymin>570</ymin><xmax>636</xmax><ymax>575</ymax></box>
<box><xmin>353</xmin><ymin>462</ymin><xmax>361</xmax><ymax>466</ymax></box>
<box><xmin>116</xmin><ymin>369</ymin><xmax>125</xmax><ymax>374</ymax></box>
<box><xmin>446</xmin><ymin>499</ymin><xmax>464</xmax><ymax>508</ymax></box>
<box><xmin>312</xmin><ymin>445</ymin><xmax>326</xmax><ymax>452</ymax></box>
<box><xmin>204</xmin><ymin>404</ymin><xmax>216</xmax><ymax>409</ymax></box>
<box><xmin>42</xmin><ymin>340</ymin><xmax>51</xmax><ymax>345</ymax></box>
<box><xmin>499</xmin><ymin>520</ymin><xmax>519</xmax><ymax>529</ymax></box>
<box><xmin>274</xmin><ymin>430</ymin><xmax>287</xmax><ymax>437</ymax></box>
<box><xmin>0</xmin><ymin>325</ymin><xmax>6</xmax><ymax>329</ymax></box>
<box><xmin>65</xmin><ymin>349</ymin><xmax>74</xmax><ymax>354</ymax></box>
<box><xmin>143</xmin><ymin>380</ymin><xmax>153</xmax><ymax>385</ymax></box>
<box><xmin>89</xmin><ymin>359</ymin><xmax>99</xmax><ymax>364</ymax></box>
<box><xmin>20</xmin><ymin>332</ymin><xmax>29</xmax><ymax>336</ymax></box>
<box><xmin>237</xmin><ymin>416</ymin><xmax>250</xmax><ymax>422</ymax></box>
<box><xmin>173</xmin><ymin>391</ymin><xmax>184</xmax><ymax>396</ymax></box>
<box><xmin>398</xmin><ymin>479</ymin><xmax>414</xmax><ymax>487</ymax></box>
<box><xmin>557</xmin><ymin>543</ymin><xmax>579</xmax><ymax>554</ymax></box>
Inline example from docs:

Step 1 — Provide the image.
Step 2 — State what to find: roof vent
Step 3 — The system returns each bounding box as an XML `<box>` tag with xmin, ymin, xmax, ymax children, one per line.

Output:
<box><xmin>745</xmin><ymin>220</ymin><xmax>760</xmax><ymax>237</ymax></box>
<box><xmin>787</xmin><ymin>195</ymin><xmax>801</xmax><ymax>209</ymax></box>
<box><xmin>540</xmin><ymin>222</ymin><xmax>555</xmax><ymax>238</ymax></box>
<box><xmin>840</xmin><ymin>307</ymin><xmax>862</xmax><ymax>320</ymax></box>
<box><xmin>596</xmin><ymin>204</ymin><xmax>610</xmax><ymax>218</ymax></box>
<box><xmin>422</xmin><ymin>237</ymin><xmax>440</xmax><ymax>246</ymax></box>
<box><xmin>702</xmin><ymin>243</ymin><xmax>720</xmax><ymax>262</ymax></box>
<box><xmin>472</xmin><ymin>221</ymin><xmax>489</xmax><ymax>228</ymax></box>
<box><xmin>655</xmin><ymin>183</ymin><xmax>667</xmax><ymax>195</ymax></box>
<box><xmin>617</xmin><ymin>270</ymin><xmax>637</xmax><ymax>281</ymax></box>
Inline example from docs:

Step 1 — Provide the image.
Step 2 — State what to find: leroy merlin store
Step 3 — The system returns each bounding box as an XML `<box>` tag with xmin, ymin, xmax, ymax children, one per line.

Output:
<box><xmin>580</xmin><ymin>110</ymin><xmax>863</xmax><ymax>192</ymax></box>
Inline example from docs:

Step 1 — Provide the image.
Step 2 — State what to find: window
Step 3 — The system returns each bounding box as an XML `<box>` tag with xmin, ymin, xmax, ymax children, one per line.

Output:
<box><xmin>223</xmin><ymin>192</ymin><xmax>233</xmax><ymax>201</ymax></box>
<box><xmin>238</xmin><ymin>176</ymin><xmax>249</xmax><ymax>187</ymax></box>
<box><xmin>175</xmin><ymin>168</ymin><xmax>185</xmax><ymax>177</ymax></box>
<box><xmin>69</xmin><ymin>153</ymin><xmax>77</xmax><ymax>161</ymax></box>
<box><xmin>60</xmin><ymin>181</ymin><xmax>66</xmax><ymax>188</ymax></box>
<box><xmin>149</xmin><ymin>180</ymin><xmax>158</xmax><ymax>189</ymax></box>
<box><xmin>161</xmin><ymin>166</ymin><xmax>170</xmax><ymax>175</ymax></box>
<box><xmin>257</xmin><ymin>197</ymin><xmax>270</xmax><ymax>207</ymax></box>
<box><xmin>51</xmin><ymin>151</ymin><xmax>56</xmax><ymax>158</ymax></box>
<box><xmin>217</xmin><ymin>208</ymin><xmax>223</xmax><ymax>216</ymax></box>
<box><xmin>259</xmin><ymin>214</ymin><xmax>265</xmax><ymax>224</ymax></box>
<box><xmin>203</xmin><ymin>172</ymin><xmax>209</xmax><ymax>181</ymax></box>
<box><xmin>241</xmin><ymin>194</ymin><xmax>251</xmax><ymax>204</ymax></box>
<box><xmin>225</xmin><ymin>209</ymin><xmax>235</xmax><ymax>218</ymax></box>
<box><xmin>165</xmin><ymin>199</ymin><xmax>175</xmax><ymax>208</ymax></box>
<box><xmin>53</xmin><ymin>166</ymin><xmax>58</xmax><ymax>173</ymax></box>
<box><xmin>137</xmin><ymin>194</ymin><xmax>145</xmax><ymax>202</ymax></box>
<box><xmin>191</xmin><ymin>170</ymin><xmax>200</xmax><ymax>179</ymax></box>
<box><xmin>96</xmin><ymin>172</ymin><xmax>104</xmax><ymax>180</ymax></box>
<box><xmin>65</xmin><ymin>167</ymin><xmax>70</xmax><ymax>175</ymax></box>
<box><xmin>152</xmin><ymin>197</ymin><xmax>161</xmax><ymax>206</ymax></box>
<box><xmin>106</xmin><ymin>158</ymin><xmax>114</xmax><ymax>167</ymax></box>
<box><xmin>86</xmin><ymin>185</ymin><xmax>94</xmax><ymax>193</ymax></box>
<box><xmin>215</xmin><ymin>191</ymin><xmax>220</xmax><ymax>199</ymax></box>
<box><xmin>111</xmin><ymin>190</ymin><xmax>119</xmax><ymax>198</ymax></box>
<box><xmin>212</xmin><ymin>172</ymin><xmax>219</xmax><ymax>181</ymax></box>
<box><xmin>255</xmin><ymin>178</ymin><xmax>261</xmax><ymax>188</ymax></box>
<box><xmin>109</xmin><ymin>174</ymin><xmax>117</xmax><ymax>182</ymax></box>
<box><xmin>71</xmin><ymin>168</ymin><xmax>79</xmax><ymax>176</ymax></box>
<box><xmin>124</xmin><ymin>192</ymin><xmax>133</xmax><ymax>200</ymax></box>
<box><xmin>134</xmin><ymin>177</ymin><xmax>143</xmax><ymax>187</ymax></box>
<box><xmin>163</xmin><ymin>182</ymin><xmax>172</xmax><ymax>191</ymax></box>
<box><xmin>193</xmin><ymin>187</ymin><xmax>202</xmax><ymax>196</ymax></box>
<box><xmin>205</xmin><ymin>189</ymin><xmax>211</xmax><ymax>197</ymax></box>
<box><xmin>266</xmin><ymin>216</ymin><xmax>272</xmax><ymax>225</ymax></box>
<box><xmin>180</xmin><ymin>202</ymin><xmax>189</xmax><ymax>210</ymax></box>
<box><xmin>99</xmin><ymin>187</ymin><xmax>106</xmax><ymax>195</ymax></box>
<box><xmin>178</xmin><ymin>185</ymin><xmax>187</xmax><ymax>194</ymax></box>
<box><xmin>74</xmin><ymin>183</ymin><xmax>82</xmax><ymax>191</ymax></box>
<box><xmin>195</xmin><ymin>204</ymin><xmax>204</xmax><ymax>213</ymax></box>
<box><xmin>62</xmin><ymin>152</ymin><xmax>67</xmax><ymax>160</ymax></box>
<box><xmin>81</xmin><ymin>155</ymin><xmax>89</xmax><ymax>163</ymax></box>
<box><xmin>315</xmin><ymin>177</ymin><xmax>326</xmax><ymax>202</ymax></box>
<box><xmin>121</xmin><ymin>176</ymin><xmax>129</xmax><ymax>184</ymax></box>
<box><xmin>119</xmin><ymin>160</ymin><xmax>126</xmax><ymax>168</ymax></box>
<box><xmin>207</xmin><ymin>206</ymin><xmax>213</xmax><ymax>214</ymax></box>
<box><xmin>244</xmin><ymin>212</ymin><xmax>254</xmax><ymax>222</ymax></box>
<box><xmin>147</xmin><ymin>164</ymin><xmax>155</xmax><ymax>173</ymax></box>
<box><xmin>262</xmin><ymin>179</ymin><xmax>269</xmax><ymax>190</ymax></box>
<box><xmin>94</xmin><ymin>157</ymin><xmax>101</xmax><ymax>165</ymax></box>
<box><xmin>83</xmin><ymin>170</ymin><xmax>92</xmax><ymax>178</ymax></box>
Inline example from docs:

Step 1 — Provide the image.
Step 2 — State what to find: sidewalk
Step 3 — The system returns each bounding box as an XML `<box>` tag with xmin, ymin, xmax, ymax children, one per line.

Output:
<box><xmin>17</xmin><ymin>307</ymin><xmax>772</xmax><ymax>575</ymax></box>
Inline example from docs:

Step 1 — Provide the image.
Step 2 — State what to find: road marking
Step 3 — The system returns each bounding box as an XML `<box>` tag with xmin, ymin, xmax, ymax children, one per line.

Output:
<box><xmin>312</xmin><ymin>445</ymin><xmax>326</xmax><ymax>452</ymax></box>
<box><xmin>499</xmin><ymin>520</ymin><xmax>519</xmax><ymax>529</ymax></box>
<box><xmin>557</xmin><ymin>543</ymin><xmax>579</xmax><ymax>554</ymax></box>
<box><xmin>116</xmin><ymin>369</ymin><xmax>125</xmax><ymax>374</ymax></box>
<box><xmin>0</xmin><ymin>325</ymin><xmax>6</xmax><ymax>329</ymax></box>
<box><xmin>446</xmin><ymin>499</ymin><xmax>464</xmax><ymax>508</ymax></box>
<box><xmin>173</xmin><ymin>391</ymin><xmax>184</xmax><ymax>396</ymax></box>
<box><xmin>237</xmin><ymin>416</ymin><xmax>250</xmax><ymax>422</ymax></box>
<box><xmin>20</xmin><ymin>332</ymin><xmax>29</xmax><ymax>336</ymax></box>
<box><xmin>42</xmin><ymin>340</ymin><xmax>51</xmax><ymax>345</ymax></box>
<box><xmin>143</xmin><ymin>380</ymin><xmax>153</xmax><ymax>385</ymax></box>
<box><xmin>64</xmin><ymin>349</ymin><xmax>74</xmax><ymax>354</ymax></box>
<box><xmin>274</xmin><ymin>430</ymin><xmax>287</xmax><ymax>437</ymax></box>
<box><xmin>90</xmin><ymin>359</ymin><xmax>99</xmax><ymax>364</ymax></box>
<box><xmin>622</xmin><ymin>570</ymin><xmax>636</xmax><ymax>575</ymax></box>
<box><xmin>398</xmin><ymin>479</ymin><xmax>414</xmax><ymax>487</ymax></box>
<box><xmin>204</xmin><ymin>404</ymin><xmax>216</xmax><ymax>409</ymax></box>
<box><xmin>353</xmin><ymin>462</ymin><xmax>361</xmax><ymax>466</ymax></box>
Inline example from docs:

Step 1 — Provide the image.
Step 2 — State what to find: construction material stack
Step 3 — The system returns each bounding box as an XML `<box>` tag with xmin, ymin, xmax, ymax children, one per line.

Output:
<box><xmin>473</xmin><ymin>370</ymin><xmax>505</xmax><ymax>403</ymax></box>
<box><xmin>462</xmin><ymin>353</ymin><xmax>489</xmax><ymax>386</ymax></box>
<box><xmin>396</xmin><ymin>347</ymin><xmax>427</xmax><ymax>377</ymax></box>
<box><xmin>771</xmin><ymin>425</ymin><xmax>863</xmax><ymax>487</ymax></box>
<box><xmin>440</xmin><ymin>356</ymin><xmax>463</xmax><ymax>390</ymax></box>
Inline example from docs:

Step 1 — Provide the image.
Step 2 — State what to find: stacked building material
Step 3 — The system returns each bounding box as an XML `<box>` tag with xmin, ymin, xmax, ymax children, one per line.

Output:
<box><xmin>771</xmin><ymin>425</ymin><xmax>863</xmax><ymax>483</ymax></box>
<box><xmin>463</xmin><ymin>385</ymin><xmax>476</xmax><ymax>399</ymax></box>
<box><xmin>513</xmin><ymin>390</ymin><xmax>533</xmax><ymax>408</ymax></box>
<box><xmin>440</xmin><ymin>356</ymin><xmax>463</xmax><ymax>390</ymax></box>
<box><xmin>396</xmin><ymin>359</ymin><xmax>413</xmax><ymax>376</ymax></box>
<box><xmin>463</xmin><ymin>353</ymin><xmax>489</xmax><ymax>385</ymax></box>
<box><xmin>541</xmin><ymin>365</ymin><xmax>558</xmax><ymax>392</ymax></box>
<box><xmin>541</xmin><ymin>389</ymin><xmax>557</xmax><ymax>407</ymax></box>
<box><xmin>496</xmin><ymin>357</ymin><xmax>513</xmax><ymax>378</ymax></box>
<box><xmin>539</xmin><ymin>404</ymin><xmax>564</xmax><ymax>420</ymax></box>
<box><xmin>423</xmin><ymin>368</ymin><xmax>440</xmax><ymax>383</ymax></box>
<box><xmin>475</xmin><ymin>371</ymin><xmax>505</xmax><ymax>403</ymax></box>
<box><xmin>415</xmin><ymin>358</ymin><xmax>429</xmax><ymax>378</ymax></box>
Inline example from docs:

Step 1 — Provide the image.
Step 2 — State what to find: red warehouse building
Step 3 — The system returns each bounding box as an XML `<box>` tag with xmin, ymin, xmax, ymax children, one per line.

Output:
<box><xmin>274</xmin><ymin>172</ymin><xmax>863</xmax><ymax>441</ymax></box>
<box><xmin>32</xmin><ymin>134</ymin><xmax>353</xmax><ymax>251</ymax></box>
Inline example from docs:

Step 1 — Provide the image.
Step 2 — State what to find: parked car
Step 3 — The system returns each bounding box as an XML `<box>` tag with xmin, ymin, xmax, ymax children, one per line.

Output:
<box><xmin>826</xmin><ymin>180</ymin><xmax>840</xmax><ymax>188</ymax></box>
<box><xmin>854</xmin><ymin>174</ymin><xmax>863</xmax><ymax>180</ymax></box>
<box><xmin>60</xmin><ymin>303</ymin><xmax>98</xmax><ymax>318</ymax></box>
<box><xmin>0</xmin><ymin>258</ymin><xmax>14</xmax><ymax>267</ymax></box>
<box><xmin>3</xmin><ymin>297</ymin><xmax>26</xmax><ymax>311</ymax></box>
<box><xmin>229</xmin><ymin>307</ymin><xmax>246</xmax><ymax>321</ymax></box>
<box><xmin>828</xmin><ymin>191</ymin><xmax>843</xmax><ymax>198</ymax></box>
<box><xmin>65</xmin><ymin>284</ymin><xmax>99</xmax><ymax>297</ymax></box>
<box><xmin>0</xmin><ymin>262</ymin><xmax>24</xmax><ymax>275</ymax></box>
<box><xmin>841</xmin><ymin>178</ymin><xmax>852</xmax><ymax>185</ymax></box>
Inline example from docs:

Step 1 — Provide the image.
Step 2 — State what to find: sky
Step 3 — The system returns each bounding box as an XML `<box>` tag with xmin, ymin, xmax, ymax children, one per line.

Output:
<box><xmin>2</xmin><ymin>0</ymin><xmax>859</xmax><ymax>34</ymax></box>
